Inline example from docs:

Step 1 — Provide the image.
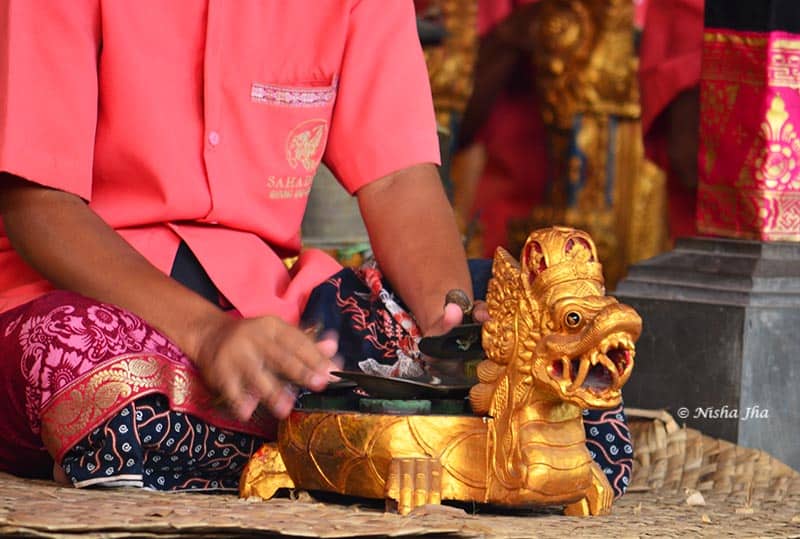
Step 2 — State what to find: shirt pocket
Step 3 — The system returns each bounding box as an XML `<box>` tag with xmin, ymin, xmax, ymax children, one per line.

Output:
<box><xmin>249</xmin><ymin>77</ymin><xmax>337</xmax><ymax>198</ymax></box>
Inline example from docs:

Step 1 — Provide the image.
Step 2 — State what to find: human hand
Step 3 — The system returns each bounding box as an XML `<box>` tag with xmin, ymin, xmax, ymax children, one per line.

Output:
<box><xmin>421</xmin><ymin>289</ymin><xmax>490</xmax><ymax>338</ymax></box>
<box><xmin>420</xmin><ymin>292</ymin><xmax>490</xmax><ymax>383</ymax></box>
<box><xmin>194</xmin><ymin>315</ymin><xmax>338</xmax><ymax>421</ymax></box>
<box><xmin>472</xmin><ymin>300</ymin><xmax>489</xmax><ymax>324</ymax></box>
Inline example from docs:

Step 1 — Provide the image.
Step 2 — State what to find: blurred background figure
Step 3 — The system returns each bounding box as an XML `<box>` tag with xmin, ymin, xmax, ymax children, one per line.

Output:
<box><xmin>448</xmin><ymin>0</ymin><xmax>704</xmax><ymax>287</ymax></box>
<box><xmin>639</xmin><ymin>0</ymin><xmax>704</xmax><ymax>241</ymax></box>
<box><xmin>452</xmin><ymin>0</ymin><xmax>548</xmax><ymax>259</ymax></box>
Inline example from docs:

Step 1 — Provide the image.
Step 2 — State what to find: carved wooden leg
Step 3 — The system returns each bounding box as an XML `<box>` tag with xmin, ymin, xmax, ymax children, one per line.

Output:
<box><xmin>385</xmin><ymin>458</ymin><xmax>443</xmax><ymax>515</ymax></box>
<box><xmin>563</xmin><ymin>462</ymin><xmax>614</xmax><ymax>516</ymax></box>
<box><xmin>239</xmin><ymin>443</ymin><xmax>295</xmax><ymax>499</ymax></box>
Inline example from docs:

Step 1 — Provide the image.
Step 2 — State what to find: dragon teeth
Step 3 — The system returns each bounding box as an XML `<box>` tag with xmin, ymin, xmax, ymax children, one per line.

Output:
<box><xmin>599</xmin><ymin>334</ymin><xmax>634</xmax><ymax>356</ymax></box>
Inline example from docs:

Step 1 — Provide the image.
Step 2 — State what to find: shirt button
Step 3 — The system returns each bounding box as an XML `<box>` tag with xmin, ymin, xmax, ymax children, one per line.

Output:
<box><xmin>208</xmin><ymin>131</ymin><xmax>220</xmax><ymax>146</ymax></box>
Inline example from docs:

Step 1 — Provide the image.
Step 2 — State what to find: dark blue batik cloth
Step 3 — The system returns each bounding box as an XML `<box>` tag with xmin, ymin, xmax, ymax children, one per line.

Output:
<box><xmin>62</xmin><ymin>393</ymin><xmax>266</xmax><ymax>491</ymax></box>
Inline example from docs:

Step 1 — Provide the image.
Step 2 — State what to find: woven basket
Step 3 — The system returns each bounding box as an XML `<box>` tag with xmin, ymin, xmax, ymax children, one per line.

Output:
<box><xmin>627</xmin><ymin>408</ymin><xmax>800</xmax><ymax>503</ymax></box>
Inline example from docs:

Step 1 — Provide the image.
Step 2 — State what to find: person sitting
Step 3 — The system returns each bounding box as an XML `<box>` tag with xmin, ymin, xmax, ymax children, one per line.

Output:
<box><xmin>0</xmin><ymin>0</ymin><xmax>631</xmax><ymax>497</ymax></box>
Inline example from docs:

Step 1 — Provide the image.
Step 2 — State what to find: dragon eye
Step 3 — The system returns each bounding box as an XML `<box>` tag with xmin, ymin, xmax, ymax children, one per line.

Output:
<box><xmin>565</xmin><ymin>311</ymin><xmax>582</xmax><ymax>328</ymax></box>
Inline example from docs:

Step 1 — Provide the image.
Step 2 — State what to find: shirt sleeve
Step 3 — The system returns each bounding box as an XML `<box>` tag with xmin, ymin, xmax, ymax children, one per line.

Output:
<box><xmin>0</xmin><ymin>0</ymin><xmax>100</xmax><ymax>200</ymax></box>
<box><xmin>323</xmin><ymin>0</ymin><xmax>441</xmax><ymax>194</ymax></box>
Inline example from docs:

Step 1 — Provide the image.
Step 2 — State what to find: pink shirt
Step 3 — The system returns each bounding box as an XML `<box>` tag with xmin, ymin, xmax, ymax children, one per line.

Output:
<box><xmin>0</xmin><ymin>0</ymin><xmax>439</xmax><ymax>320</ymax></box>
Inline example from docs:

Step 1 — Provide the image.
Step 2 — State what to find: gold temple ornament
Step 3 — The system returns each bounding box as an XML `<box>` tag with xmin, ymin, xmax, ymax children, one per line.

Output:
<box><xmin>507</xmin><ymin>0</ymin><xmax>667</xmax><ymax>287</ymax></box>
<box><xmin>241</xmin><ymin>227</ymin><xmax>642</xmax><ymax>516</ymax></box>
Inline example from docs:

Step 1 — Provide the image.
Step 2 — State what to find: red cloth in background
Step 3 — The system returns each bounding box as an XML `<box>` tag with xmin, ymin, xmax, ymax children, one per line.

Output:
<box><xmin>639</xmin><ymin>0</ymin><xmax>704</xmax><ymax>134</ymax></box>
<box><xmin>474</xmin><ymin>0</ymin><xmax>545</xmax><ymax>256</ymax></box>
<box><xmin>634</xmin><ymin>0</ymin><xmax>648</xmax><ymax>29</ymax></box>
<box><xmin>478</xmin><ymin>0</ymin><xmax>517</xmax><ymax>35</ymax></box>
<box><xmin>639</xmin><ymin>0</ymin><xmax>705</xmax><ymax>239</ymax></box>
<box><xmin>471</xmin><ymin>0</ymin><xmax>704</xmax><ymax>252</ymax></box>
<box><xmin>473</xmin><ymin>91</ymin><xmax>548</xmax><ymax>255</ymax></box>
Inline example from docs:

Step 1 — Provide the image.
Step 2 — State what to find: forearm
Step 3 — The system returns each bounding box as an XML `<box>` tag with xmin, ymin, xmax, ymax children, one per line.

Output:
<box><xmin>357</xmin><ymin>164</ymin><xmax>471</xmax><ymax>334</ymax></box>
<box><xmin>0</xmin><ymin>174</ymin><xmax>227</xmax><ymax>360</ymax></box>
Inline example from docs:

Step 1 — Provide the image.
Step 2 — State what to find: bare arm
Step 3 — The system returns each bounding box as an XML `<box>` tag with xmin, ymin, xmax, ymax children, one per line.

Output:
<box><xmin>0</xmin><ymin>173</ymin><xmax>334</xmax><ymax>420</ymax></box>
<box><xmin>356</xmin><ymin>164</ymin><xmax>473</xmax><ymax>335</ymax></box>
<box><xmin>0</xmin><ymin>174</ymin><xmax>222</xmax><ymax>356</ymax></box>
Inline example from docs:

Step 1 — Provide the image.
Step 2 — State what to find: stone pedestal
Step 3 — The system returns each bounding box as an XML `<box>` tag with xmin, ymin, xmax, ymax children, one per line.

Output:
<box><xmin>615</xmin><ymin>238</ymin><xmax>800</xmax><ymax>469</ymax></box>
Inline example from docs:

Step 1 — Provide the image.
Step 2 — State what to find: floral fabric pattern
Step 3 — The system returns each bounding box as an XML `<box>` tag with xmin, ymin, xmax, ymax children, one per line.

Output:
<box><xmin>0</xmin><ymin>290</ymin><xmax>272</xmax><ymax>481</ymax></box>
<box><xmin>14</xmin><ymin>296</ymin><xmax>186</xmax><ymax>435</ymax></box>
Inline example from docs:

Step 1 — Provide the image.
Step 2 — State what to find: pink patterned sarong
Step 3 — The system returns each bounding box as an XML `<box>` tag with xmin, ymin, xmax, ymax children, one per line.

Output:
<box><xmin>0</xmin><ymin>290</ymin><xmax>275</xmax><ymax>479</ymax></box>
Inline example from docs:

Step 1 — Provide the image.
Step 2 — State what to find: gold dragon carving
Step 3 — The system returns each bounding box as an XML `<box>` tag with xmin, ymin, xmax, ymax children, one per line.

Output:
<box><xmin>240</xmin><ymin>227</ymin><xmax>642</xmax><ymax>516</ymax></box>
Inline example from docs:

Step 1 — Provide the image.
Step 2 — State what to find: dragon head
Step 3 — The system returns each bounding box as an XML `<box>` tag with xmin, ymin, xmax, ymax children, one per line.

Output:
<box><xmin>471</xmin><ymin>227</ymin><xmax>641</xmax><ymax>416</ymax></box>
<box><xmin>523</xmin><ymin>228</ymin><xmax>640</xmax><ymax>408</ymax></box>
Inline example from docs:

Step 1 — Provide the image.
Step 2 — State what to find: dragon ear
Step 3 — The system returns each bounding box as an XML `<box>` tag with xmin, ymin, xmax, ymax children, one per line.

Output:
<box><xmin>490</xmin><ymin>247</ymin><xmax>521</xmax><ymax>285</ymax></box>
<box><xmin>522</xmin><ymin>240</ymin><xmax>547</xmax><ymax>287</ymax></box>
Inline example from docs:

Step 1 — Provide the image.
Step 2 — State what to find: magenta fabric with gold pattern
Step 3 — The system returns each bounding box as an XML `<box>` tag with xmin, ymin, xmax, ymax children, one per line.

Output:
<box><xmin>699</xmin><ymin>2</ymin><xmax>800</xmax><ymax>240</ymax></box>
<box><xmin>0</xmin><ymin>290</ymin><xmax>274</xmax><ymax>479</ymax></box>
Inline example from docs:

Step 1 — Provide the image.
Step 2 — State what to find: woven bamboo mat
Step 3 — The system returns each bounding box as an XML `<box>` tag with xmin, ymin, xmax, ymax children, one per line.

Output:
<box><xmin>1</xmin><ymin>411</ymin><xmax>799</xmax><ymax>538</ymax></box>
<box><xmin>626</xmin><ymin>409</ymin><xmax>800</xmax><ymax>501</ymax></box>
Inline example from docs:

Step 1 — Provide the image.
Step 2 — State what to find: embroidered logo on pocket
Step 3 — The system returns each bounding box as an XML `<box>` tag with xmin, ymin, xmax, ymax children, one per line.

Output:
<box><xmin>286</xmin><ymin>119</ymin><xmax>328</xmax><ymax>171</ymax></box>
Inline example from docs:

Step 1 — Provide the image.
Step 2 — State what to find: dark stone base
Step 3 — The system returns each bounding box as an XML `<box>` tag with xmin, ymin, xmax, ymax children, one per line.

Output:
<box><xmin>615</xmin><ymin>237</ymin><xmax>800</xmax><ymax>469</ymax></box>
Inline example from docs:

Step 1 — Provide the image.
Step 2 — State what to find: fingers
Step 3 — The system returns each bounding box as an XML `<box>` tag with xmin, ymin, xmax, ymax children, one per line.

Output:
<box><xmin>223</xmin><ymin>378</ymin><xmax>296</xmax><ymax>422</ymax></box>
<box><xmin>441</xmin><ymin>302</ymin><xmax>464</xmax><ymax>334</ymax></box>
<box><xmin>315</xmin><ymin>330</ymin><xmax>339</xmax><ymax>359</ymax></box>
<box><xmin>239</xmin><ymin>366</ymin><xmax>297</xmax><ymax>421</ymax></box>
<box><xmin>217</xmin><ymin>351</ymin><xmax>299</xmax><ymax>421</ymax></box>
<box><xmin>220</xmin><ymin>369</ymin><xmax>297</xmax><ymax>421</ymax></box>
<box><xmin>327</xmin><ymin>353</ymin><xmax>344</xmax><ymax>381</ymax></box>
<box><xmin>444</xmin><ymin>289</ymin><xmax>472</xmax><ymax>315</ymax></box>
<box><xmin>472</xmin><ymin>300</ymin><xmax>490</xmax><ymax>323</ymax></box>
<box><xmin>233</xmin><ymin>392</ymin><xmax>261</xmax><ymax>422</ymax></box>
<box><xmin>265</xmin><ymin>320</ymin><xmax>335</xmax><ymax>391</ymax></box>
<box><xmin>316</xmin><ymin>330</ymin><xmax>344</xmax><ymax>381</ymax></box>
<box><xmin>198</xmin><ymin>316</ymin><xmax>341</xmax><ymax>422</ymax></box>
